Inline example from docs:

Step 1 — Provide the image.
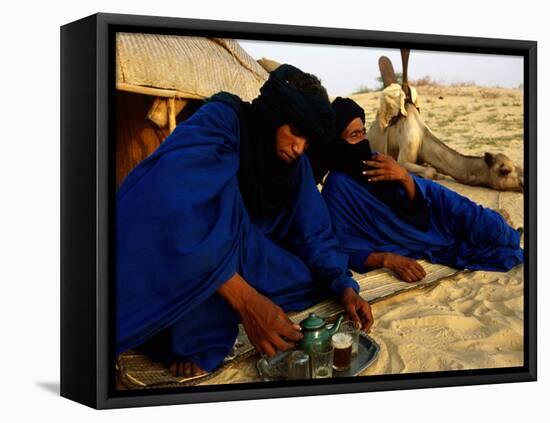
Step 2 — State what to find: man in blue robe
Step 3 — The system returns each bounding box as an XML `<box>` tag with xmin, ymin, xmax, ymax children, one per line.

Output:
<box><xmin>319</xmin><ymin>97</ymin><xmax>523</xmax><ymax>282</ymax></box>
<box><xmin>116</xmin><ymin>66</ymin><xmax>373</xmax><ymax>378</ymax></box>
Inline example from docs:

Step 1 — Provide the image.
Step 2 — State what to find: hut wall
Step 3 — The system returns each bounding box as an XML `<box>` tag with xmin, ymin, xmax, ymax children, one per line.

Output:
<box><xmin>116</xmin><ymin>91</ymin><xmax>170</xmax><ymax>187</ymax></box>
<box><xmin>116</xmin><ymin>91</ymin><xmax>204</xmax><ymax>187</ymax></box>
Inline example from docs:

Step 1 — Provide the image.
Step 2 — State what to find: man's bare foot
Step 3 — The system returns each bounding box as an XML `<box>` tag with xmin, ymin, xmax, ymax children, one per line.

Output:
<box><xmin>169</xmin><ymin>361</ymin><xmax>207</xmax><ymax>378</ymax></box>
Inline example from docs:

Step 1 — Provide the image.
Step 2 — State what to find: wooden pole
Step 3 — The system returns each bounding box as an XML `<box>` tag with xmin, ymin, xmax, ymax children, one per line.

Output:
<box><xmin>168</xmin><ymin>97</ymin><xmax>176</xmax><ymax>133</ymax></box>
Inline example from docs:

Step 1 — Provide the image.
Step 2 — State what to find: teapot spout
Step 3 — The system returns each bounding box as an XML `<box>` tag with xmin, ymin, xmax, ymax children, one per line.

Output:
<box><xmin>328</xmin><ymin>314</ymin><xmax>344</xmax><ymax>337</ymax></box>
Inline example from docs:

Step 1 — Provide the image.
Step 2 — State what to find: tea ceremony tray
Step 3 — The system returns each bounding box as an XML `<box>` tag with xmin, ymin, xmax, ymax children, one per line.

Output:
<box><xmin>257</xmin><ymin>332</ymin><xmax>380</xmax><ymax>381</ymax></box>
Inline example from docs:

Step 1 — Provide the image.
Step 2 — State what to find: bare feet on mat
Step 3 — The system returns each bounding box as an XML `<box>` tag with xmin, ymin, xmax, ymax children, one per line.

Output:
<box><xmin>169</xmin><ymin>361</ymin><xmax>207</xmax><ymax>378</ymax></box>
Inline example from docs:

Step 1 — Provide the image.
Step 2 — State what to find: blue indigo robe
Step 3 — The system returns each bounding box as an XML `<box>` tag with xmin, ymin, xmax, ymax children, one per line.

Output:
<box><xmin>116</xmin><ymin>101</ymin><xmax>359</xmax><ymax>371</ymax></box>
<box><xmin>321</xmin><ymin>171</ymin><xmax>523</xmax><ymax>274</ymax></box>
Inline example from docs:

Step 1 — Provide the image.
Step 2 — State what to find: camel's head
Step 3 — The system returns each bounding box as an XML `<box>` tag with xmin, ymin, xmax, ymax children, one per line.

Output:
<box><xmin>484</xmin><ymin>152</ymin><xmax>524</xmax><ymax>192</ymax></box>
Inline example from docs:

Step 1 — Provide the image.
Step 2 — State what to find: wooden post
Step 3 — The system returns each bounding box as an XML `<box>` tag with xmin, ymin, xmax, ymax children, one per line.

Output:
<box><xmin>168</xmin><ymin>97</ymin><xmax>176</xmax><ymax>133</ymax></box>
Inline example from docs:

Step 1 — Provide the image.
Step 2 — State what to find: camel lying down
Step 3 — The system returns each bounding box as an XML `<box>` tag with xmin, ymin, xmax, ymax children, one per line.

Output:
<box><xmin>367</xmin><ymin>54</ymin><xmax>523</xmax><ymax>193</ymax></box>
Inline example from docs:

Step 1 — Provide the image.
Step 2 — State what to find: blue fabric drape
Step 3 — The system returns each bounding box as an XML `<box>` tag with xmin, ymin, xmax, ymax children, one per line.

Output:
<box><xmin>321</xmin><ymin>171</ymin><xmax>523</xmax><ymax>274</ymax></box>
<box><xmin>116</xmin><ymin>101</ymin><xmax>358</xmax><ymax>371</ymax></box>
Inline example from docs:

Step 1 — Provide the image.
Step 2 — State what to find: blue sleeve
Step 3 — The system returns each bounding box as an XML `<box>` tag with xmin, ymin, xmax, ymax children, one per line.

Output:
<box><xmin>115</xmin><ymin>101</ymin><xmax>245</xmax><ymax>353</ymax></box>
<box><xmin>321</xmin><ymin>171</ymin><xmax>381</xmax><ymax>275</ymax></box>
<box><xmin>366</xmin><ymin>177</ymin><xmax>431</xmax><ymax>232</ymax></box>
<box><xmin>284</xmin><ymin>157</ymin><xmax>360</xmax><ymax>297</ymax></box>
<box><xmin>348</xmin><ymin>250</ymin><xmax>374</xmax><ymax>274</ymax></box>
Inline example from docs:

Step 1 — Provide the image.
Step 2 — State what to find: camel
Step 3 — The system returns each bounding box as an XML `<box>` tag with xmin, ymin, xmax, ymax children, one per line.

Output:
<box><xmin>366</xmin><ymin>50</ymin><xmax>524</xmax><ymax>192</ymax></box>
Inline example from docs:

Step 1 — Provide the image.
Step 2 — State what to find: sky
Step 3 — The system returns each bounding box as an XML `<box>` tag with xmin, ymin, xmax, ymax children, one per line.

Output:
<box><xmin>238</xmin><ymin>39</ymin><xmax>524</xmax><ymax>97</ymax></box>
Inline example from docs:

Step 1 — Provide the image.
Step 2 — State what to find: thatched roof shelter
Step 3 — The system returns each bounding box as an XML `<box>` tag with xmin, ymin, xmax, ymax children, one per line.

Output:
<box><xmin>115</xmin><ymin>33</ymin><xmax>269</xmax><ymax>186</ymax></box>
<box><xmin>116</xmin><ymin>33</ymin><xmax>269</xmax><ymax>102</ymax></box>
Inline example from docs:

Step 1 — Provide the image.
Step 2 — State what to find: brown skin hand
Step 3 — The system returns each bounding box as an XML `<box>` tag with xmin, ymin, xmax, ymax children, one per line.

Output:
<box><xmin>365</xmin><ymin>252</ymin><xmax>426</xmax><ymax>283</ymax></box>
<box><xmin>218</xmin><ymin>273</ymin><xmax>304</xmax><ymax>357</ymax></box>
<box><xmin>363</xmin><ymin>153</ymin><xmax>417</xmax><ymax>200</ymax></box>
<box><xmin>341</xmin><ymin>287</ymin><xmax>374</xmax><ymax>332</ymax></box>
<box><xmin>218</xmin><ymin>273</ymin><xmax>374</xmax><ymax>354</ymax></box>
<box><xmin>340</xmin><ymin>118</ymin><xmax>417</xmax><ymax>200</ymax></box>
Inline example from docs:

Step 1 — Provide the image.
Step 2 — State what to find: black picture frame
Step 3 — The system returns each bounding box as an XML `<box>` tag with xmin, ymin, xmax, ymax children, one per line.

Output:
<box><xmin>60</xmin><ymin>12</ymin><xmax>537</xmax><ymax>409</ymax></box>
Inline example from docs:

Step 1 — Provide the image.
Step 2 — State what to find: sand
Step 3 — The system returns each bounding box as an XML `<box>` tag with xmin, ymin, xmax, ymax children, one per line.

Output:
<box><xmin>360</xmin><ymin>265</ymin><xmax>524</xmax><ymax>375</ymax></box>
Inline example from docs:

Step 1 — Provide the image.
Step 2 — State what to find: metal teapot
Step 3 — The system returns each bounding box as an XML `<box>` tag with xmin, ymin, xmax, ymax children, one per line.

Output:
<box><xmin>297</xmin><ymin>313</ymin><xmax>344</xmax><ymax>355</ymax></box>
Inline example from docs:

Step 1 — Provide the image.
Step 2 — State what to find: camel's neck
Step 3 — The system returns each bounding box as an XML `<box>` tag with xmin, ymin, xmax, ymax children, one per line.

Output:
<box><xmin>420</xmin><ymin>128</ymin><xmax>490</xmax><ymax>186</ymax></box>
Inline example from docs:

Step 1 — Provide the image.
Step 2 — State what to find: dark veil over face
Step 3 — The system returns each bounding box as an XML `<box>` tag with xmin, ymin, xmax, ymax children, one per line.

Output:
<box><xmin>312</xmin><ymin>97</ymin><xmax>375</xmax><ymax>183</ymax></box>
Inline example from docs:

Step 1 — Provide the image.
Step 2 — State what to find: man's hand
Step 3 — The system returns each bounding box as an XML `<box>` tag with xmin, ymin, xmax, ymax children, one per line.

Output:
<box><xmin>363</xmin><ymin>152</ymin><xmax>409</xmax><ymax>183</ymax></box>
<box><xmin>363</xmin><ymin>153</ymin><xmax>416</xmax><ymax>200</ymax></box>
<box><xmin>217</xmin><ymin>273</ymin><xmax>303</xmax><ymax>357</ymax></box>
<box><xmin>238</xmin><ymin>290</ymin><xmax>303</xmax><ymax>357</ymax></box>
<box><xmin>340</xmin><ymin>288</ymin><xmax>374</xmax><ymax>333</ymax></box>
<box><xmin>384</xmin><ymin>253</ymin><xmax>426</xmax><ymax>282</ymax></box>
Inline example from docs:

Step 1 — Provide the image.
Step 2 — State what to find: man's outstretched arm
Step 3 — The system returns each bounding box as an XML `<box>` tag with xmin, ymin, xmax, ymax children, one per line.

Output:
<box><xmin>217</xmin><ymin>273</ymin><xmax>303</xmax><ymax>357</ymax></box>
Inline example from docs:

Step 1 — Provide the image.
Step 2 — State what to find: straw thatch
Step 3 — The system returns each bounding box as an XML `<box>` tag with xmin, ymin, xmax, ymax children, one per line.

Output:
<box><xmin>116</xmin><ymin>33</ymin><xmax>269</xmax><ymax>101</ymax></box>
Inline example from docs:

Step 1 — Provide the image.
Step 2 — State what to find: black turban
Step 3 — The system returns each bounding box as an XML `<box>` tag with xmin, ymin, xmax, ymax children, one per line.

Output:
<box><xmin>254</xmin><ymin>64</ymin><xmax>335</xmax><ymax>150</ymax></box>
<box><xmin>331</xmin><ymin>96</ymin><xmax>366</xmax><ymax>137</ymax></box>
<box><xmin>208</xmin><ymin>64</ymin><xmax>335</xmax><ymax>217</ymax></box>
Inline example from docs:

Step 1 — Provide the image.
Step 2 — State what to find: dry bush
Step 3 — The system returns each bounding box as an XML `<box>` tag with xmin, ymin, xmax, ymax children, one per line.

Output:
<box><xmin>449</xmin><ymin>80</ymin><xmax>476</xmax><ymax>87</ymax></box>
<box><xmin>479</xmin><ymin>89</ymin><xmax>501</xmax><ymax>99</ymax></box>
<box><xmin>410</xmin><ymin>75</ymin><xmax>440</xmax><ymax>86</ymax></box>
